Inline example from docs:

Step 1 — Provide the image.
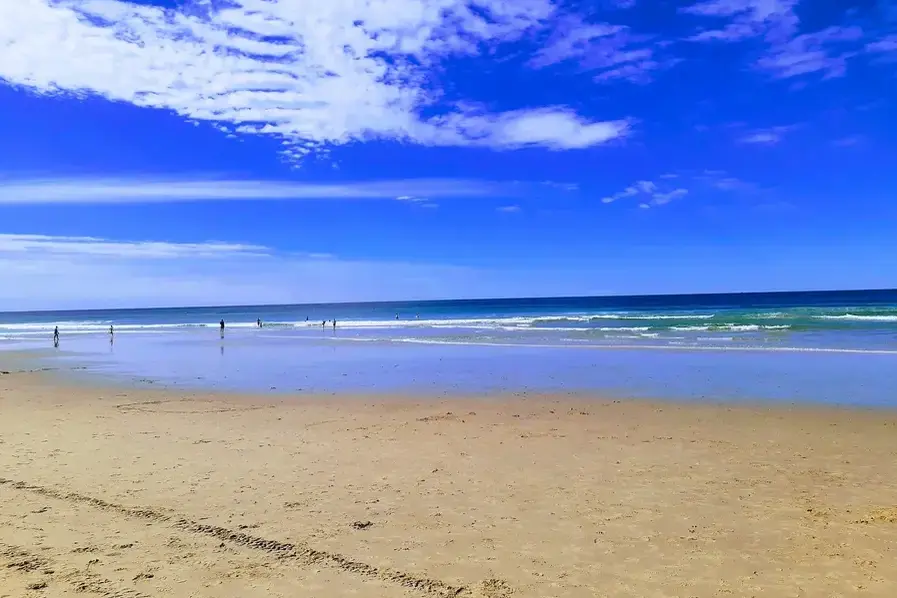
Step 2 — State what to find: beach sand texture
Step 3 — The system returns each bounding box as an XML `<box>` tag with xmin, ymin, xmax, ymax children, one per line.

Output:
<box><xmin>2</xmin><ymin>372</ymin><xmax>897</xmax><ymax>597</ymax></box>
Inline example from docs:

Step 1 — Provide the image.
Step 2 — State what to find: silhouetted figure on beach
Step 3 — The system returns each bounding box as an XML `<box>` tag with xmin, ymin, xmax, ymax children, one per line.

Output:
<box><xmin>322</xmin><ymin>320</ymin><xmax>326</xmax><ymax>329</ymax></box>
<box><xmin>220</xmin><ymin>319</ymin><xmax>225</xmax><ymax>338</ymax></box>
<box><xmin>109</xmin><ymin>325</ymin><xmax>114</xmax><ymax>343</ymax></box>
<box><xmin>257</xmin><ymin>318</ymin><xmax>262</xmax><ymax>328</ymax></box>
<box><xmin>53</xmin><ymin>326</ymin><xmax>59</xmax><ymax>347</ymax></box>
<box><xmin>333</xmin><ymin>319</ymin><xmax>337</xmax><ymax>329</ymax></box>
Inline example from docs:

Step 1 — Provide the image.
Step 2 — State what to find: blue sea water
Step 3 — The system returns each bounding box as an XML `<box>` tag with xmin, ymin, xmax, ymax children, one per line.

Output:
<box><xmin>1</xmin><ymin>290</ymin><xmax>896</xmax><ymax>405</ymax></box>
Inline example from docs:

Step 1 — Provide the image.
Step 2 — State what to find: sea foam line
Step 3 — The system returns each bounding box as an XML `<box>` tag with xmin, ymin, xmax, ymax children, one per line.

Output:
<box><xmin>327</xmin><ymin>336</ymin><xmax>897</xmax><ymax>355</ymax></box>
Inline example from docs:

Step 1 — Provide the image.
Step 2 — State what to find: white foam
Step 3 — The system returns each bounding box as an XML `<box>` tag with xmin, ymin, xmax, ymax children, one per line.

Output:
<box><xmin>816</xmin><ymin>314</ymin><xmax>897</xmax><ymax>322</ymax></box>
<box><xmin>330</xmin><ymin>336</ymin><xmax>897</xmax><ymax>355</ymax></box>
<box><xmin>671</xmin><ymin>324</ymin><xmax>790</xmax><ymax>332</ymax></box>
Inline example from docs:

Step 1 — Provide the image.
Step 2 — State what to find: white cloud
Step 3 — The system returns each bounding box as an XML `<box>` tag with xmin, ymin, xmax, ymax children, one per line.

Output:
<box><xmin>0</xmin><ymin>233</ymin><xmax>482</xmax><ymax>310</ymax></box>
<box><xmin>866</xmin><ymin>34</ymin><xmax>897</xmax><ymax>59</ymax></box>
<box><xmin>695</xmin><ymin>169</ymin><xmax>754</xmax><ymax>191</ymax></box>
<box><xmin>497</xmin><ymin>205</ymin><xmax>521</xmax><ymax>213</ymax></box>
<box><xmin>0</xmin><ymin>234</ymin><xmax>269</xmax><ymax>259</ymax></box>
<box><xmin>0</xmin><ymin>176</ymin><xmax>527</xmax><ymax>204</ymax></box>
<box><xmin>650</xmin><ymin>188</ymin><xmax>688</xmax><ymax>205</ymax></box>
<box><xmin>832</xmin><ymin>135</ymin><xmax>862</xmax><ymax>147</ymax></box>
<box><xmin>681</xmin><ymin>0</ymin><xmax>799</xmax><ymax>41</ymax></box>
<box><xmin>738</xmin><ymin>125</ymin><xmax>796</xmax><ymax>145</ymax></box>
<box><xmin>0</xmin><ymin>233</ymin><xmax>614</xmax><ymax>310</ymax></box>
<box><xmin>528</xmin><ymin>15</ymin><xmax>672</xmax><ymax>83</ymax></box>
<box><xmin>601</xmin><ymin>179</ymin><xmax>653</xmax><ymax>203</ymax></box>
<box><xmin>601</xmin><ymin>171</ymin><xmax>751</xmax><ymax>208</ymax></box>
<box><xmin>0</xmin><ymin>0</ymin><xmax>629</xmax><ymax>158</ymax></box>
<box><xmin>682</xmin><ymin>1</ymin><xmax>876</xmax><ymax>80</ymax></box>
<box><xmin>740</xmin><ymin>132</ymin><xmax>780</xmax><ymax>144</ymax></box>
<box><xmin>421</xmin><ymin>106</ymin><xmax>630</xmax><ymax>150</ymax></box>
<box><xmin>755</xmin><ymin>26</ymin><xmax>863</xmax><ymax>79</ymax></box>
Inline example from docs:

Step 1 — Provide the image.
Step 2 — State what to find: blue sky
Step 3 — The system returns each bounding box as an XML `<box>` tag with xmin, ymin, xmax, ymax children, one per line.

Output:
<box><xmin>0</xmin><ymin>0</ymin><xmax>895</xmax><ymax>309</ymax></box>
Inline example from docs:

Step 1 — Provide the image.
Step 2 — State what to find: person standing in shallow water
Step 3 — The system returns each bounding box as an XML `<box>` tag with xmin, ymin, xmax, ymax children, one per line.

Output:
<box><xmin>53</xmin><ymin>326</ymin><xmax>59</xmax><ymax>347</ymax></box>
<box><xmin>219</xmin><ymin>319</ymin><xmax>225</xmax><ymax>338</ymax></box>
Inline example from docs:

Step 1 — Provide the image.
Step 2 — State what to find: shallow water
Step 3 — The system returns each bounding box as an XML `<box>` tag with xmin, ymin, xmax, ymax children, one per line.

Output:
<box><xmin>0</xmin><ymin>327</ymin><xmax>890</xmax><ymax>406</ymax></box>
<box><xmin>2</xmin><ymin>291</ymin><xmax>896</xmax><ymax>405</ymax></box>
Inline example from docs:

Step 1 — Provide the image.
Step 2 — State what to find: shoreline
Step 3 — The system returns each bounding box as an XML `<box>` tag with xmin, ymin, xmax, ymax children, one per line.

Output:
<box><xmin>0</xmin><ymin>339</ymin><xmax>897</xmax><ymax>410</ymax></box>
<box><xmin>4</xmin><ymin>357</ymin><xmax>897</xmax><ymax>415</ymax></box>
<box><xmin>3</xmin><ymin>374</ymin><xmax>897</xmax><ymax>596</ymax></box>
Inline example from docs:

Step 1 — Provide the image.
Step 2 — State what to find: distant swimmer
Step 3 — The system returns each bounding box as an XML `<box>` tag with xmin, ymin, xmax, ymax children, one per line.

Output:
<box><xmin>53</xmin><ymin>326</ymin><xmax>59</xmax><ymax>347</ymax></box>
<box><xmin>396</xmin><ymin>313</ymin><xmax>399</xmax><ymax>320</ymax></box>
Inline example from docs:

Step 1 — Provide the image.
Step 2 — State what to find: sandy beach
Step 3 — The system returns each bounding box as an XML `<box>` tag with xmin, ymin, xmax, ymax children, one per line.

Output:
<box><xmin>1</xmin><ymin>372</ymin><xmax>897</xmax><ymax>597</ymax></box>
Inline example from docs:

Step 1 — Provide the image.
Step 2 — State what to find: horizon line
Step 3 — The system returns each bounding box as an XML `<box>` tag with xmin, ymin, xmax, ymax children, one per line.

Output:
<box><xmin>2</xmin><ymin>287</ymin><xmax>895</xmax><ymax>316</ymax></box>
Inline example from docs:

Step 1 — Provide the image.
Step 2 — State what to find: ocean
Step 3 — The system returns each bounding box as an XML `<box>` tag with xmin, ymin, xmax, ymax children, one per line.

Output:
<box><xmin>2</xmin><ymin>290</ymin><xmax>896</xmax><ymax>403</ymax></box>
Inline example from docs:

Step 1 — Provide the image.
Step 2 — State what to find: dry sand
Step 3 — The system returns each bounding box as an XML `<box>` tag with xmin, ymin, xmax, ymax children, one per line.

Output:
<box><xmin>1</xmin><ymin>371</ymin><xmax>897</xmax><ymax>597</ymax></box>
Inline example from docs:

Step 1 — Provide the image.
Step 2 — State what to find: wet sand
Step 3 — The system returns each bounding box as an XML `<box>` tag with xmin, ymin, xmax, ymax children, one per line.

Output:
<box><xmin>1</xmin><ymin>371</ymin><xmax>897</xmax><ymax>597</ymax></box>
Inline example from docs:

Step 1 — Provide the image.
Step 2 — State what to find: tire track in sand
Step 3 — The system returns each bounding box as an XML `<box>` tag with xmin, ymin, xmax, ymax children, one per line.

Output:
<box><xmin>0</xmin><ymin>477</ymin><xmax>469</xmax><ymax>598</ymax></box>
<box><xmin>1</xmin><ymin>541</ymin><xmax>152</xmax><ymax>598</ymax></box>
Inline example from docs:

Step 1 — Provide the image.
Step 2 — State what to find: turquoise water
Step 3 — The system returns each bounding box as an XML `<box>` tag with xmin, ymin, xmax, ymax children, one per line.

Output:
<box><xmin>1</xmin><ymin>290</ymin><xmax>896</xmax><ymax>404</ymax></box>
<box><xmin>3</xmin><ymin>290</ymin><xmax>897</xmax><ymax>351</ymax></box>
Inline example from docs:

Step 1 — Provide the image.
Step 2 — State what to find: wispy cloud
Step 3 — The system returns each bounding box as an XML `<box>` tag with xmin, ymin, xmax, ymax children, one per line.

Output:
<box><xmin>0</xmin><ymin>233</ymin><xmax>484</xmax><ymax>310</ymax></box>
<box><xmin>756</xmin><ymin>26</ymin><xmax>863</xmax><ymax>79</ymax></box>
<box><xmin>603</xmin><ymin>170</ymin><xmax>751</xmax><ymax>209</ymax></box>
<box><xmin>646</xmin><ymin>188</ymin><xmax>688</xmax><ymax>206</ymax></box>
<box><xmin>0</xmin><ymin>176</ymin><xmax>536</xmax><ymax>204</ymax></box>
<box><xmin>681</xmin><ymin>0</ymin><xmax>883</xmax><ymax>81</ymax></box>
<box><xmin>0</xmin><ymin>233</ymin><xmax>607</xmax><ymax>310</ymax></box>
<box><xmin>866</xmin><ymin>34</ymin><xmax>897</xmax><ymax>60</ymax></box>
<box><xmin>424</xmin><ymin>106</ymin><xmax>630</xmax><ymax>150</ymax></box>
<box><xmin>0</xmin><ymin>0</ymin><xmax>630</xmax><ymax>159</ymax></box>
<box><xmin>601</xmin><ymin>179</ymin><xmax>687</xmax><ymax>209</ymax></box>
<box><xmin>497</xmin><ymin>205</ymin><xmax>521</xmax><ymax>213</ymax></box>
<box><xmin>528</xmin><ymin>15</ymin><xmax>674</xmax><ymax>84</ymax></box>
<box><xmin>681</xmin><ymin>0</ymin><xmax>799</xmax><ymax>42</ymax></box>
<box><xmin>698</xmin><ymin>170</ymin><xmax>753</xmax><ymax>191</ymax></box>
<box><xmin>832</xmin><ymin>135</ymin><xmax>863</xmax><ymax>147</ymax></box>
<box><xmin>600</xmin><ymin>179</ymin><xmax>653</xmax><ymax>204</ymax></box>
<box><xmin>738</xmin><ymin>125</ymin><xmax>797</xmax><ymax>145</ymax></box>
<box><xmin>0</xmin><ymin>234</ymin><xmax>270</xmax><ymax>259</ymax></box>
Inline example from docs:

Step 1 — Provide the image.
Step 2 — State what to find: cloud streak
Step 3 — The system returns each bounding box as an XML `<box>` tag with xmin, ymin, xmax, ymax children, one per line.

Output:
<box><xmin>602</xmin><ymin>170</ymin><xmax>752</xmax><ymax>209</ymax></box>
<box><xmin>0</xmin><ymin>176</ymin><xmax>541</xmax><ymax>204</ymax></box>
<box><xmin>681</xmin><ymin>0</ymin><xmax>889</xmax><ymax>81</ymax></box>
<box><xmin>0</xmin><ymin>234</ymin><xmax>271</xmax><ymax>259</ymax></box>
<box><xmin>0</xmin><ymin>233</ymin><xmax>482</xmax><ymax>310</ymax></box>
<box><xmin>528</xmin><ymin>15</ymin><xmax>674</xmax><ymax>83</ymax></box>
<box><xmin>0</xmin><ymin>233</ymin><xmax>604</xmax><ymax>310</ymax></box>
<box><xmin>0</xmin><ymin>0</ymin><xmax>630</xmax><ymax>158</ymax></box>
<box><xmin>738</xmin><ymin>125</ymin><xmax>797</xmax><ymax>145</ymax></box>
<box><xmin>601</xmin><ymin>178</ymin><xmax>689</xmax><ymax>209</ymax></box>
